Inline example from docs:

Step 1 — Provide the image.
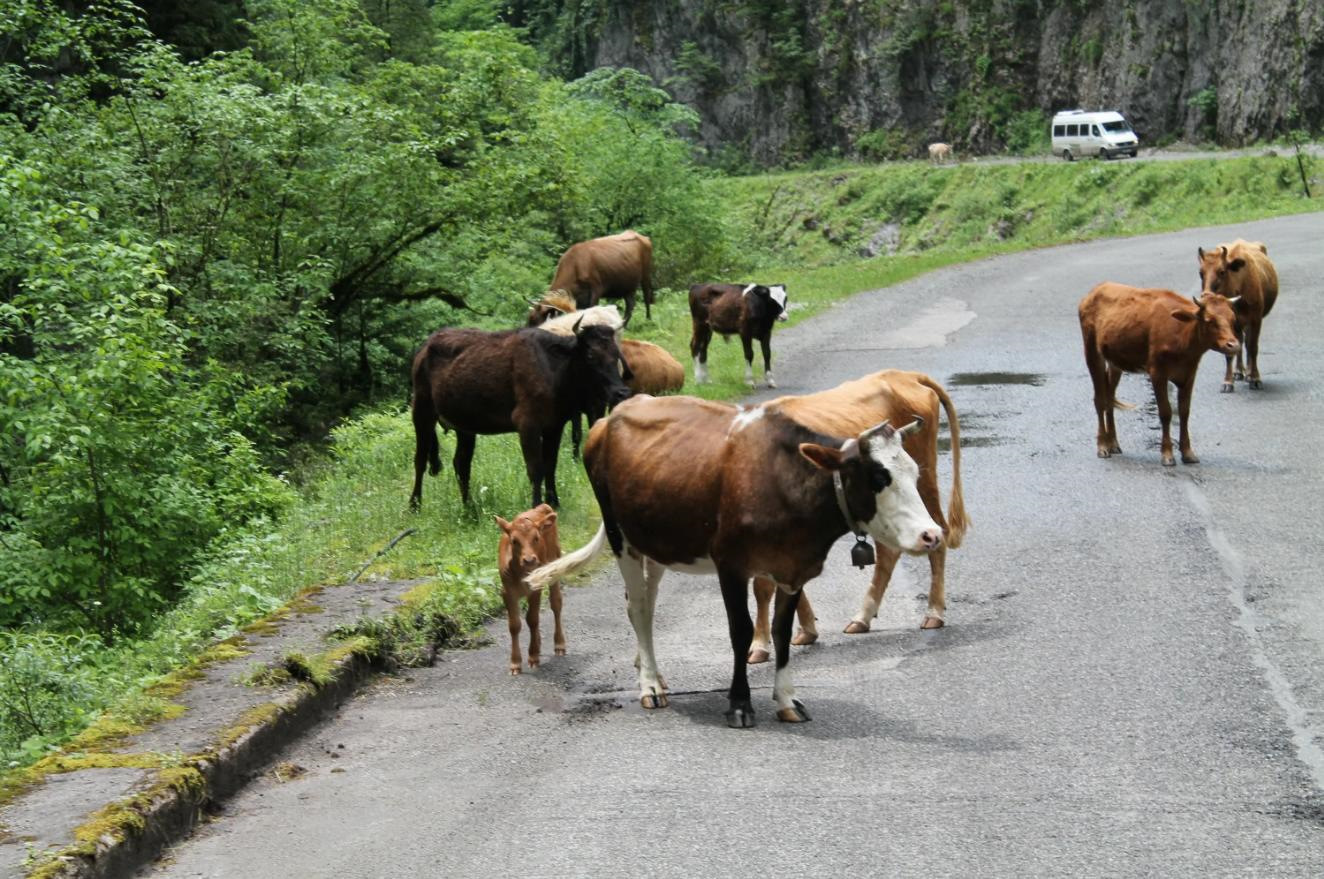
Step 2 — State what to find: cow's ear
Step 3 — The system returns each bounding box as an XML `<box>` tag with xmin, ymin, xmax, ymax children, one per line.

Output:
<box><xmin>800</xmin><ymin>442</ymin><xmax>844</xmax><ymax>471</ymax></box>
<box><xmin>533</xmin><ymin>503</ymin><xmax>555</xmax><ymax>517</ymax></box>
<box><xmin>1228</xmin><ymin>258</ymin><xmax>1246</xmax><ymax>272</ymax></box>
<box><xmin>494</xmin><ymin>515</ymin><xmax>512</xmax><ymax>533</ymax></box>
<box><xmin>1170</xmin><ymin>309</ymin><xmax>1196</xmax><ymax>323</ymax></box>
<box><xmin>1198</xmin><ymin>246</ymin><xmax>1205</xmax><ymax>259</ymax></box>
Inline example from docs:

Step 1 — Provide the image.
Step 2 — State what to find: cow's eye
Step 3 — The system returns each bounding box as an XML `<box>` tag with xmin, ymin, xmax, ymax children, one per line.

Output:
<box><xmin>869</xmin><ymin>465</ymin><xmax>891</xmax><ymax>493</ymax></box>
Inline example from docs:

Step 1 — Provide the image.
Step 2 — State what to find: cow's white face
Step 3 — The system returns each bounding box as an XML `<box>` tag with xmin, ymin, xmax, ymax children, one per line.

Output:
<box><xmin>860</xmin><ymin>430</ymin><xmax>942</xmax><ymax>555</ymax></box>
<box><xmin>768</xmin><ymin>285</ymin><xmax>789</xmax><ymax>320</ymax></box>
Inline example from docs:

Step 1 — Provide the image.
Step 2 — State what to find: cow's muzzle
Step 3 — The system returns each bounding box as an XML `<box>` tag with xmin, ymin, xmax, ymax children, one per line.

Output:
<box><xmin>1222</xmin><ymin>341</ymin><xmax>1241</xmax><ymax>355</ymax></box>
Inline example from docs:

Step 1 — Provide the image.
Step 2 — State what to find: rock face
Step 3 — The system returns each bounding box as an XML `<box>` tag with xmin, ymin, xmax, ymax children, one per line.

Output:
<box><xmin>551</xmin><ymin>0</ymin><xmax>1324</xmax><ymax>163</ymax></box>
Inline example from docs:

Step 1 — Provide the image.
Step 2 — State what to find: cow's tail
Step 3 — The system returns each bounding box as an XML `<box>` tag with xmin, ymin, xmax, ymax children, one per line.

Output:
<box><xmin>526</xmin><ymin>523</ymin><xmax>607</xmax><ymax>591</ymax></box>
<box><xmin>918</xmin><ymin>374</ymin><xmax>969</xmax><ymax>550</ymax></box>
<box><xmin>1112</xmin><ymin>399</ymin><xmax>1136</xmax><ymax>411</ymax></box>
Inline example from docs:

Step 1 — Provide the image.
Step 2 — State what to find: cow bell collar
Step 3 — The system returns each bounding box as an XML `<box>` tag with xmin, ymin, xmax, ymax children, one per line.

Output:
<box><xmin>832</xmin><ymin>469</ymin><xmax>875</xmax><ymax>569</ymax></box>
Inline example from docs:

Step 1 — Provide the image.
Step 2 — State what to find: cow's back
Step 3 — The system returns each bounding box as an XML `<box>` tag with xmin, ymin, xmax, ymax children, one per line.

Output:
<box><xmin>690</xmin><ymin>283</ymin><xmax>744</xmax><ymax>334</ymax></box>
<box><xmin>1225</xmin><ymin>239</ymin><xmax>1279</xmax><ymax>319</ymax></box>
<box><xmin>1079</xmin><ymin>282</ymin><xmax>1187</xmax><ymax>372</ymax></box>
<box><xmin>420</xmin><ymin>329</ymin><xmax>554</xmax><ymax>434</ymax></box>
<box><xmin>620</xmin><ymin>339</ymin><xmax>684</xmax><ymax>394</ymax></box>
<box><xmin>552</xmin><ymin>231</ymin><xmax>650</xmax><ymax>298</ymax></box>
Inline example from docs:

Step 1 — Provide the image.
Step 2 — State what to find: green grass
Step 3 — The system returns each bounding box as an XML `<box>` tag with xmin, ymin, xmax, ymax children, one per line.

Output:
<box><xmin>3</xmin><ymin>151</ymin><xmax>1320</xmax><ymax>776</ymax></box>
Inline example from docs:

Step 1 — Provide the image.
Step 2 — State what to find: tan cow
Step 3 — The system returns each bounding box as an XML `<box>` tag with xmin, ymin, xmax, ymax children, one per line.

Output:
<box><xmin>748</xmin><ymin>370</ymin><xmax>968</xmax><ymax>663</ymax></box>
<box><xmin>550</xmin><ymin>231</ymin><xmax>654</xmax><ymax>325</ymax></box>
<box><xmin>621</xmin><ymin>339</ymin><xmax>684</xmax><ymax>395</ymax></box>
<box><xmin>527</xmin><ymin>393</ymin><xmax>941</xmax><ymax>728</ymax></box>
<box><xmin>1079</xmin><ymin>284</ymin><xmax>1240</xmax><ymax>466</ymax></box>
<box><xmin>928</xmin><ymin>142</ymin><xmax>953</xmax><ymax>164</ymax></box>
<box><xmin>496</xmin><ymin>504</ymin><xmax>564</xmax><ymax>674</ymax></box>
<box><xmin>1197</xmin><ymin>240</ymin><xmax>1279</xmax><ymax>392</ymax></box>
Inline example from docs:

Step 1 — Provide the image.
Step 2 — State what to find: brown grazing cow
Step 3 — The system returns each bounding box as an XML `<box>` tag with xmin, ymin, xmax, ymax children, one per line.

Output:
<box><xmin>747</xmin><ymin>370</ymin><xmax>969</xmax><ymax>663</ymax></box>
<box><xmin>620</xmin><ymin>339</ymin><xmax>684</xmax><ymax>395</ymax></box>
<box><xmin>410</xmin><ymin>322</ymin><xmax>631</xmax><ymax>510</ymax></box>
<box><xmin>527</xmin><ymin>393</ymin><xmax>941</xmax><ymax>729</ymax></box>
<box><xmin>689</xmin><ymin>282</ymin><xmax>789</xmax><ymax>388</ymax></box>
<box><xmin>496</xmin><ymin>504</ymin><xmax>564</xmax><ymax>675</ymax></box>
<box><xmin>1197</xmin><ymin>239</ymin><xmax>1279</xmax><ymax>392</ymax></box>
<box><xmin>550</xmin><ymin>231</ymin><xmax>654</xmax><ymax>325</ymax></box>
<box><xmin>1079</xmin><ymin>284</ymin><xmax>1240</xmax><ymax>466</ymax></box>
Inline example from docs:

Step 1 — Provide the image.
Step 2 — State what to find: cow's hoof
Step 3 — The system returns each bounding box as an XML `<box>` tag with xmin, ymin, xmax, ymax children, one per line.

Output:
<box><xmin>747</xmin><ymin>646</ymin><xmax>771</xmax><ymax>664</ymax></box>
<box><xmin>765</xmin><ymin>379</ymin><xmax>777</xmax><ymax>389</ymax></box>
<box><xmin>725</xmin><ymin>703</ymin><xmax>756</xmax><ymax>729</ymax></box>
<box><xmin>1234</xmin><ymin>371</ymin><xmax>1247</xmax><ymax>381</ymax></box>
<box><xmin>1097</xmin><ymin>448</ymin><xmax>1111</xmax><ymax>458</ymax></box>
<box><xmin>527</xmin><ymin>657</ymin><xmax>539</xmax><ymax>669</ymax></box>
<box><xmin>554</xmin><ymin>647</ymin><xmax>566</xmax><ymax>656</ymax></box>
<box><xmin>791</xmin><ymin>628</ymin><xmax>818</xmax><ymax>646</ymax></box>
<box><xmin>921</xmin><ymin>616</ymin><xmax>945</xmax><ymax>630</ymax></box>
<box><xmin>1250</xmin><ymin>379</ymin><xmax>1263</xmax><ymax>390</ymax></box>
<box><xmin>640</xmin><ymin>692</ymin><xmax>669</xmax><ymax>709</ymax></box>
<box><xmin>776</xmin><ymin>700</ymin><xmax>811</xmax><ymax>723</ymax></box>
<box><xmin>1221</xmin><ymin>382</ymin><xmax>1235</xmax><ymax>393</ymax></box>
<box><xmin>510</xmin><ymin>666</ymin><xmax>522</xmax><ymax>676</ymax></box>
<box><xmin>1182</xmin><ymin>452</ymin><xmax>1200</xmax><ymax>464</ymax></box>
<box><xmin>744</xmin><ymin>380</ymin><xmax>756</xmax><ymax>389</ymax></box>
<box><xmin>843</xmin><ymin>620</ymin><xmax>870</xmax><ymax>635</ymax></box>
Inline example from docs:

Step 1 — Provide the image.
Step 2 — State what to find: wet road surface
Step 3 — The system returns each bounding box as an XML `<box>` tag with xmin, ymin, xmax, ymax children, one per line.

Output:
<box><xmin>149</xmin><ymin>213</ymin><xmax>1324</xmax><ymax>878</ymax></box>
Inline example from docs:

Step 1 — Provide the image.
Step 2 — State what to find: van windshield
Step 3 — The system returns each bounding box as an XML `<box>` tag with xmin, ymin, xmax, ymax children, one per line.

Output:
<box><xmin>1102</xmin><ymin>121</ymin><xmax>1132</xmax><ymax>133</ymax></box>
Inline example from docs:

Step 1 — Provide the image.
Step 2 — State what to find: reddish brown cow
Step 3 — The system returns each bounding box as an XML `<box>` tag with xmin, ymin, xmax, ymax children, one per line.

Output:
<box><xmin>748</xmin><ymin>370</ymin><xmax>968</xmax><ymax>663</ymax></box>
<box><xmin>689</xmin><ymin>283</ymin><xmax>789</xmax><ymax>388</ymax></box>
<box><xmin>550</xmin><ymin>231</ymin><xmax>654</xmax><ymax>325</ymax></box>
<box><xmin>410</xmin><ymin>322</ymin><xmax>631</xmax><ymax>510</ymax></box>
<box><xmin>1197</xmin><ymin>239</ymin><xmax>1279</xmax><ymax>392</ymax></box>
<box><xmin>621</xmin><ymin>339</ymin><xmax>684</xmax><ymax>395</ymax></box>
<box><xmin>1079</xmin><ymin>283</ymin><xmax>1240</xmax><ymax>466</ymax></box>
<box><xmin>527</xmin><ymin>393</ymin><xmax>942</xmax><ymax>729</ymax></box>
<box><xmin>496</xmin><ymin>504</ymin><xmax>565</xmax><ymax>675</ymax></box>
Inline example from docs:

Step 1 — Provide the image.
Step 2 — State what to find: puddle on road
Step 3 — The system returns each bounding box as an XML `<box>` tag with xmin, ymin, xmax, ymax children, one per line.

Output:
<box><xmin>948</xmin><ymin>371</ymin><xmax>1046</xmax><ymax>387</ymax></box>
<box><xmin>936</xmin><ymin>410</ymin><xmax>1008</xmax><ymax>451</ymax></box>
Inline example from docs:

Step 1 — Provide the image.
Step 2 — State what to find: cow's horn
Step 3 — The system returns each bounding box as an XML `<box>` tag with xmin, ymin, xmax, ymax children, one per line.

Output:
<box><xmin>899</xmin><ymin>416</ymin><xmax>925</xmax><ymax>437</ymax></box>
<box><xmin>1226</xmin><ymin>295</ymin><xmax>1241</xmax><ymax>305</ymax></box>
<box><xmin>861</xmin><ymin>420</ymin><xmax>895</xmax><ymax>442</ymax></box>
<box><xmin>1191</xmin><ymin>294</ymin><xmax>1203</xmax><ymax>308</ymax></box>
<box><xmin>1198</xmin><ymin>246</ymin><xmax>1205</xmax><ymax>258</ymax></box>
<box><xmin>1220</xmin><ymin>245</ymin><xmax>1227</xmax><ymax>258</ymax></box>
<box><xmin>572</xmin><ymin>315</ymin><xmax>585</xmax><ymax>335</ymax></box>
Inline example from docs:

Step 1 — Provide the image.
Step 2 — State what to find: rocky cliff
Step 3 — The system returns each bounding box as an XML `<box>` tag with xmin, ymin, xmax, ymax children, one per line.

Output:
<box><xmin>525</xmin><ymin>0</ymin><xmax>1324</xmax><ymax>163</ymax></box>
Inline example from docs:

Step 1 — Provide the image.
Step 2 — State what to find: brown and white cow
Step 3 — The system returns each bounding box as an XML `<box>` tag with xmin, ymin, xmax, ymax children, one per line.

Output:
<box><xmin>689</xmin><ymin>282</ymin><xmax>789</xmax><ymax>388</ymax></box>
<box><xmin>1079</xmin><ymin>283</ymin><xmax>1240</xmax><ymax>466</ymax></box>
<box><xmin>496</xmin><ymin>504</ymin><xmax>565</xmax><ymax>675</ymax></box>
<box><xmin>526</xmin><ymin>393</ymin><xmax>942</xmax><ymax>729</ymax></box>
<box><xmin>1197</xmin><ymin>240</ymin><xmax>1279</xmax><ymax>392</ymax></box>
<box><xmin>550</xmin><ymin>231</ymin><xmax>654</xmax><ymax>325</ymax></box>
<box><xmin>748</xmin><ymin>370</ymin><xmax>968</xmax><ymax>663</ymax></box>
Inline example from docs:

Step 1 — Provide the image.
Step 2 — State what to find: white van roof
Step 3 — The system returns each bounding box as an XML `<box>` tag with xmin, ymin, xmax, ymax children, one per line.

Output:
<box><xmin>1053</xmin><ymin>109</ymin><xmax>1127</xmax><ymax>124</ymax></box>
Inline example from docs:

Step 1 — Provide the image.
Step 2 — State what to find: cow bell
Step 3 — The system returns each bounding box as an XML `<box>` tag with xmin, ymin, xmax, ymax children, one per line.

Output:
<box><xmin>850</xmin><ymin>535</ymin><xmax>876</xmax><ymax>569</ymax></box>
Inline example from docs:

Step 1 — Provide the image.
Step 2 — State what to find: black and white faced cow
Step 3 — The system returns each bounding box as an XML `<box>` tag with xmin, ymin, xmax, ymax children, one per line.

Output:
<box><xmin>526</xmin><ymin>393</ymin><xmax>942</xmax><ymax>729</ymax></box>
<box><xmin>689</xmin><ymin>282</ymin><xmax>789</xmax><ymax>388</ymax></box>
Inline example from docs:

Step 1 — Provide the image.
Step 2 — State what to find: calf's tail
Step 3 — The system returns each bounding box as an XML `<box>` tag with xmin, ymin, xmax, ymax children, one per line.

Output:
<box><xmin>526</xmin><ymin>523</ymin><xmax>607</xmax><ymax>591</ymax></box>
<box><xmin>919</xmin><ymin>374</ymin><xmax>969</xmax><ymax>550</ymax></box>
<box><xmin>1112</xmin><ymin>399</ymin><xmax>1136</xmax><ymax>411</ymax></box>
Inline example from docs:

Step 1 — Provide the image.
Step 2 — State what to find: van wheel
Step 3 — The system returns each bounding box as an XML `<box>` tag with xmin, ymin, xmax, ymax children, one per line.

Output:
<box><xmin>1063</xmin><ymin>149</ymin><xmax>1073</xmax><ymax>162</ymax></box>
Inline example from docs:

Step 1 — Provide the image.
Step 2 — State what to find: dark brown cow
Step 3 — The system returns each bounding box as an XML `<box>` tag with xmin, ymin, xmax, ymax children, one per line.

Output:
<box><xmin>496</xmin><ymin>504</ymin><xmax>564</xmax><ymax>675</ymax></box>
<box><xmin>748</xmin><ymin>370</ymin><xmax>969</xmax><ymax>663</ymax></box>
<box><xmin>550</xmin><ymin>231</ymin><xmax>654</xmax><ymax>325</ymax></box>
<box><xmin>1197</xmin><ymin>239</ymin><xmax>1279</xmax><ymax>392</ymax></box>
<box><xmin>409</xmin><ymin>322</ymin><xmax>631</xmax><ymax>510</ymax></box>
<box><xmin>621</xmin><ymin>339</ymin><xmax>684</xmax><ymax>395</ymax></box>
<box><xmin>1079</xmin><ymin>284</ymin><xmax>1240</xmax><ymax>466</ymax></box>
<box><xmin>689</xmin><ymin>282</ymin><xmax>789</xmax><ymax>388</ymax></box>
<box><xmin>526</xmin><ymin>393</ymin><xmax>942</xmax><ymax>729</ymax></box>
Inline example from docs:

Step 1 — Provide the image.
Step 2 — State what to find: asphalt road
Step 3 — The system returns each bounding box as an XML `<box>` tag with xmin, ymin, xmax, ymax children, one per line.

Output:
<box><xmin>149</xmin><ymin>213</ymin><xmax>1324</xmax><ymax>878</ymax></box>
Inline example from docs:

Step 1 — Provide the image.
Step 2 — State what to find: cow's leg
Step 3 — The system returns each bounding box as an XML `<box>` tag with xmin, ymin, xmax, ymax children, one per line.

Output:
<box><xmin>792</xmin><ymin>591</ymin><xmax>818</xmax><ymax>646</ymax></box>
<box><xmin>1176</xmin><ymin>377</ymin><xmax>1199</xmax><ymax>464</ymax></box>
<box><xmin>1234</xmin><ymin>323</ymin><xmax>1248</xmax><ymax>382</ymax></box>
<box><xmin>1246</xmin><ymin>318</ymin><xmax>1264</xmax><ymax>389</ymax></box>
<box><xmin>740</xmin><ymin>332</ymin><xmax>756</xmax><ymax>387</ymax></box>
<box><xmin>503</xmin><ymin>589</ymin><xmax>523</xmax><ymax>674</ymax></box>
<box><xmin>540</xmin><ymin>422</ymin><xmax>565</xmax><ymax>508</ymax></box>
<box><xmin>410</xmin><ymin>401</ymin><xmax>441</xmax><ymax>510</ymax></box>
<box><xmin>759</xmin><ymin>331</ymin><xmax>776</xmax><ymax>388</ymax></box>
<box><xmin>620</xmin><ymin>291</ymin><xmax>635</xmax><ymax>328</ymax></box>
<box><xmin>749</xmin><ymin>575</ymin><xmax>774</xmax><ymax>663</ymax></box>
<box><xmin>772</xmin><ymin>586</ymin><xmax>810</xmax><ymax>723</ymax></box>
<box><xmin>1222</xmin><ymin>350</ymin><xmax>1237</xmax><ymax>393</ymax></box>
<box><xmin>569</xmin><ymin>413</ymin><xmax>582</xmax><ymax>460</ymax></box>
<box><xmin>922</xmin><ymin>546</ymin><xmax>949</xmax><ymax>629</ymax></box>
<box><xmin>516</xmin><ymin>425</ymin><xmax>545</xmax><ymax>507</ymax></box>
<box><xmin>719</xmin><ymin>566</ymin><xmax>756</xmax><ymax>729</ymax></box>
<box><xmin>844</xmin><ymin>545</ymin><xmax>900</xmax><ymax>633</ymax></box>
<box><xmin>524</xmin><ymin>586</ymin><xmax>543</xmax><ymax>669</ymax></box>
<box><xmin>1151</xmin><ymin>375</ymin><xmax>1176</xmax><ymax>466</ymax></box>
<box><xmin>1084</xmin><ymin>338</ymin><xmax>1114</xmax><ymax>457</ymax></box>
<box><xmin>642</xmin><ymin>279</ymin><xmax>653</xmax><ymax>321</ymax></box>
<box><xmin>621</xmin><ymin>550</ymin><xmax>667</xmax><ymax>708</ymax></box>
<box><xmin>690</xmin><ymin>320</ymin><xmax>712</xmax><ymax>384</ymax></box>
<box><xmin>1105</xmin><ymin>366</ymin><xmax>1123</xmax><ymax>453</ymax></box>
<box><xmin>549</xmin><ymin>578</ymin><xmax>566</xmax><ymax>656</ymax></box>
<box><xmin>453</xmin><ymin>431</ymin><xmax>476</xmax><ymax>504</ymax></box>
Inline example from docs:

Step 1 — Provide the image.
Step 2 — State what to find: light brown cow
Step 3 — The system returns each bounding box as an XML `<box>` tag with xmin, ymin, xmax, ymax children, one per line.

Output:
<box><xmin>1197</xmin><ymin>239</ymin><xmax>1279</xmax><ymax>392</ymax></box>
<box><xmin>748</xmin><ymin>371</ymin><xmax>968</xmax><ymax>663</ymax></box>
<box><xmin>550</xmin><ymin>230</ymin><xmax>654</xmax><ymax>325</ymax></box>
<box><xmin>928</xmin><ymin>142</ymin><xmax>953</xmax><ymax>163</ymax></box>
<box><xmin>1079</xmin><ymin>284</ymin><xmax>1240</xmax><ymax>466</ymax></box>
<box><xmin>496</xmin><ymin>504</ymin><xmax>564</xmax><ymax>675</ymax></box>
<box><xmin>526</xmin><ymin>393</ymin><xmax>941</xmax><ymax>728</ymax></box>
<box><xmin>621</xmin><ymin>339</ymin><xmax>684</xmax><ymax>395</ymax></box>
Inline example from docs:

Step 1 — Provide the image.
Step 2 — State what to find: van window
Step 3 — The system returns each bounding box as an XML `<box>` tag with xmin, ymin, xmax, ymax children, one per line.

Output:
<box><xmin>1103</xmin><ymin>120</ymin><xmax>1132</xmax><ymax>133</ymax></box>
<box><xmin>1091</xmin><ymin>125</ymin><xmax>1101</xmax><ymax>136</ymax></box>
<box><xmin>1065</xmin><ymin>124</ymin><xmax>1076</xmax><ymax>136</ymax></box>
<box><xmin>1053</xmin><ymin>125</ymin><xmax>1064</xmax><ymax>136</ymax></box>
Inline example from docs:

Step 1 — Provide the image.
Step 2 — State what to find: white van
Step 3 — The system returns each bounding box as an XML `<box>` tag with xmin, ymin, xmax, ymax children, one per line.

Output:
<box><xmin>1051</xmin><ymin>110</ymin><xmax>1138</xmax><ymax>160</ymax></box>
